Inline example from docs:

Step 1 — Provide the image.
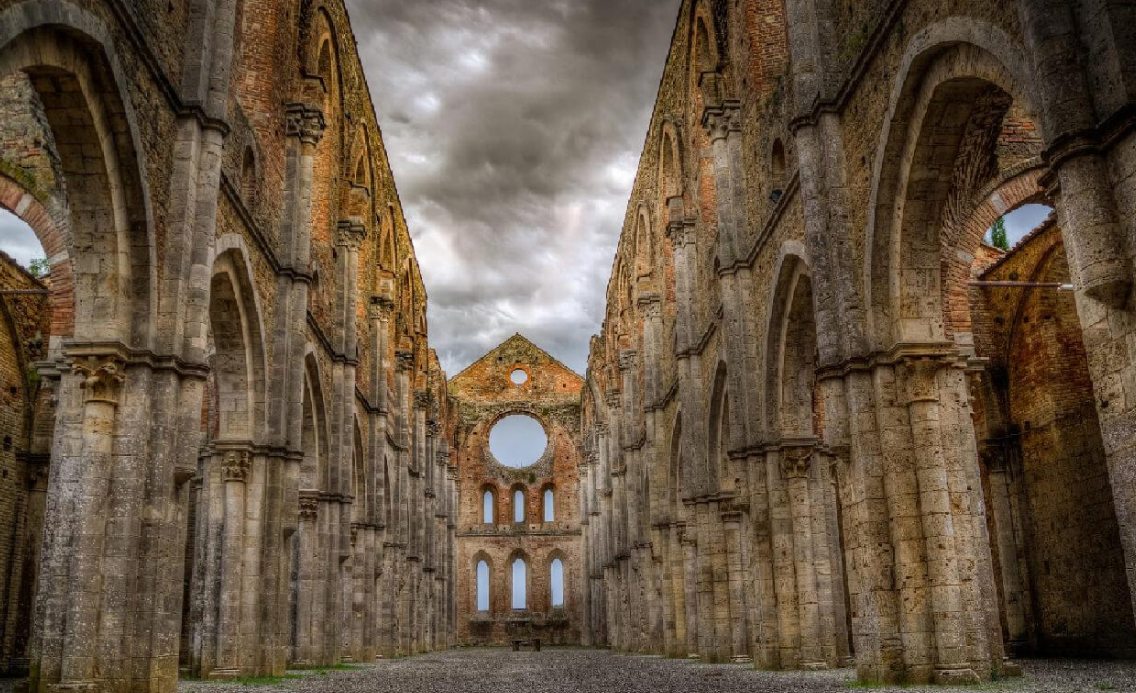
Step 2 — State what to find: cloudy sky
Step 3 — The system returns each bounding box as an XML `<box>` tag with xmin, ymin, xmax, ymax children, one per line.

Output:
<box><xmin>347</xmin><ymin>0</ymin><xmax>678</xmax><ymax>375</ymax></box>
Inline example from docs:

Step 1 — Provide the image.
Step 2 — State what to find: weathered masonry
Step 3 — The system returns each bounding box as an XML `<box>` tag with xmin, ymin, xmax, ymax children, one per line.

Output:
<box><xmin>581</xmin><ymin>0</ymin><xmax>1136</xmax><ymax>685</ymax></box>
<box><xmin>0</xmin><ymin>1</ymin><xmax>455</xmax><ymax>691</ymax></box>
<box><xmin>449</xmin><ymin>335</ymin><xmax>584</xmax><ymax>647</ymax></box>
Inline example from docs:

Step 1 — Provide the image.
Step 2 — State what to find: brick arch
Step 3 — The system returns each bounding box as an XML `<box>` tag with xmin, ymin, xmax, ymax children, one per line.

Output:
<box><xmin>0</xmin><ymin>174</ymin><xmax>71</xmax><ymax>339</ymax></box>
<box><xmin>863</xmin><ymin>36</ymin><xmax>1038</xmax><ymax>350</ymax></box>
<box><xmin>658</xmin><ymin>121</ymin><xmax>684</xmax><ymax>216</ymax></box>
<box><xmin>944</xmin><ymin>166</ymin><xmax>1046</xmax><ymax>341</ymax></box>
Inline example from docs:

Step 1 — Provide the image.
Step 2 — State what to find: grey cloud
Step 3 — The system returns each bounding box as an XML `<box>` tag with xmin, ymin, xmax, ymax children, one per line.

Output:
<box><xmin>348</xmin><ymin>0</ymin><xmax>677</xmax><ymax>374</ymax></box>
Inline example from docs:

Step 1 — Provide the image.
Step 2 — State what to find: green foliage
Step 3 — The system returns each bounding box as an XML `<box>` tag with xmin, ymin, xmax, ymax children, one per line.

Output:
<box><xmin>990</xmin><ymin>216</ymin><xmax>1009</xmax><ymax>251</ymax></box>
<box><xmin>26</xmin><ymin>257</ymin><xmax>49</xmax><ymax>278</ymax></box>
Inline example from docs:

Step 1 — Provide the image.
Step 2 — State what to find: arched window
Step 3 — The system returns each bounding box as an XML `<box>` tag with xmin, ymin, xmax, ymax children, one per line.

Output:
<box><xmin>482</xmin><ymin>488</ymin><xmax>495</xmax><ymax>524</ymax></box>
<box><xmin>771</xmin><ymin>138</ymin><xmax>786</xmax><ymax>200</ymax></box>
<box><xmin>241</xmin><ymin>147</ymin><xmax>256</xmax><ymax>203</ymax></box>
<box><xmin>542</xmin><ymin>487</ymin><xmax>555</xmax><ymax>522</ymax></box>
<box><xmin>476</xmin><ymin>560</ymin><xmax>490</xmax><ymax>611</ymax></box>
<box><xmin>513</xmin><ymin>488</ymin><xmax>525</xmax><ymax>523</ymax></box>
<box><xmin>550</xmin><ymin>558</ymin><xmax>564</xmax><ymax>608</ymax></box>
<box><xmin>511</xmin><ymin>557</ymin><xmax>527</xmax><ymax>610</ymax></box>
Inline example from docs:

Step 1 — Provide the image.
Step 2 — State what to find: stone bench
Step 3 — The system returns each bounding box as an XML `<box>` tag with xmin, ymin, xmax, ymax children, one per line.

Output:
<box><xmin>511</xmin><ymin>638</ymin><xmax>542</xmax><ymax>652</ymax></box>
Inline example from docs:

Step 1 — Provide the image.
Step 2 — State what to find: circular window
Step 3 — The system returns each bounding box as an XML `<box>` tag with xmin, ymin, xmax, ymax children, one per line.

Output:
<box><xmin>489</xmin><ymin>415</ymin><xmax>548</xmax><ymax>468</ymax></box>
<box><xmin>510</xmin><ymin>368</ymin><xmax>529</xmax><ymax>386</ymax></box>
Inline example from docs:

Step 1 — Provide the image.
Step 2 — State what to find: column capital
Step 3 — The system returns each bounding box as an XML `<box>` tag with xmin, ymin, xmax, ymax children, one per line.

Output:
<box><xmin>222</xmin><ymin>450</ymin><xmax>250</xmax><ymax>483</ymax></box>
<box><xmin>637</xmin><ymin>292</ymin><xmax>662</xmax><ymax>318</ymax></box>
<box><xmin>902</xmin><ymin>356</ymin><xmax>949</xmax><ymax>404</ymax></box>
<box><xmin>71</xmin><ymin>354</ymin><xmax>126</xmax><ymax>405</ymax></box>
<box><xmin>336</xmin><ymin>220</ymin><xmax>368</xmax><ymax>249</ymax></box>
<box><xmin>414</xmin><ymin>390</ymin><xmax>431</xmax><ymax>410</ymax></box>
<box><xmin>666</xmin><ymin>216</ymin><xmax>696</xmax><ymax>248</ymax></box>
<box><xmin>779</xmin><ymin>442</ymin><xmax>814</xmax><ymax>480</ymax></box>
<box><xmin>299</xmin><ymin>491</ymin><xmax>320</xmax><ymax>519</ymax></box>
<box><xmin>369</xmin><ymin>294</ymin><xmax>395</xmax><ymax>320</ymax></box>
<box><xmin>395</xmin><ymin>350</ymin><xmax>415</xmax><ymax>372</ymax></box>
<box><xmin>618</xmin><ymin>349</ymin><xmax>638</xmax><ymax>372</ymax></box>
<box><xmin>702</xmin><ymin>99</ymin><xmax>742</xmax><ymax>142</ymax></box>
<box><xmin>285</xmin><ymin>103</ymin><xmax>326</xmax><ymax>146</ymax></box>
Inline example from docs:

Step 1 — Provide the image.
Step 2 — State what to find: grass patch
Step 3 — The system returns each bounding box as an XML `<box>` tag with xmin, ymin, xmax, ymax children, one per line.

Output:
<box><xmin>1095</xmin><ymin>684</ymin><xmax>1116</xmax><ymax>691</ymax></box>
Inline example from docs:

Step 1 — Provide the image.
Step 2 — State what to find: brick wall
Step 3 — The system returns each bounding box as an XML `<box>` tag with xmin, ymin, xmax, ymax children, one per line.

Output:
<box><xmin>449</xmin><ymin>335</ymin><xmax>584</xmax><ymax>646</ymax></box>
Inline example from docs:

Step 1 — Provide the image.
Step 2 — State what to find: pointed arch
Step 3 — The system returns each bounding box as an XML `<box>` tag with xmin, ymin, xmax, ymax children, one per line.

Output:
<box><xmin>301</xmin><ymin>349</ymin><xmax>329</xmax><ymax>492</ymax></box>
<box><xmin>706</xmin><ymin>361</ymin><xmax>732</xmax><ymax>493</ymax></box>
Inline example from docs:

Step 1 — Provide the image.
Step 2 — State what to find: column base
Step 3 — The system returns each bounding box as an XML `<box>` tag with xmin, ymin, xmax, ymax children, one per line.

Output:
<box><xmin>1001</xmin><ymin>659</ymin><xmax>1024</xmax><ymax>677</ymax></box>
<box><xmin>800</xmin><ymin>661</ymin><xmax>827</xmax><ymax>671</ymax></box>
<box><xmin>208</xmin><ymin>668</ymin><xmax>243</xmax><ymax>680</ymax></box>
<box><xmin>731</xmin><ymin>655</ymin><xmax>753</xmax><ymax>664</ymax></box>
<box><xmin>932</xmin><ymin>667</ymin><xmax>980</xmax><ymax>685</ymax></box>
<box><xmin>687</xmin><ymin>653</ymin><xmax>701</xmax><ymax>660</ymax></box>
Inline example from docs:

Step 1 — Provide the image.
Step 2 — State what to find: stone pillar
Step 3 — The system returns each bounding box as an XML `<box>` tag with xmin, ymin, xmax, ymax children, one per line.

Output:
<box><xmin>722</xmin><ymin>508</ymin><xmax>750</xmax><ymax>663</ymax></box>
<box><xmin>902</xmin><ymin>358</ymin><xmax>969</xmax><ymax>682</ymax></box>
<box><xmin>293</xmin><ymin>493</ymin><xmax>319</xmax><ymax>665</ymax></box>
<box><xmin>782</xmin><ymin>444</ymin><xmax>823</xmax><ymax>669</ymax></box>
<box><xmin>213</xmin><ymin>451</ymin><xmax>250</xmax><ymax>676</ymax></box>
<box><xmin>983</xmin><ymin>446</ymin><xmax>1029</xmax><ymax>653</ymax></box>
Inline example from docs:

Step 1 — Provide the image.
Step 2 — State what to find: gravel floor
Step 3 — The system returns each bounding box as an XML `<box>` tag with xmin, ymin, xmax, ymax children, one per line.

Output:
<box><xmin>173</xmin><ymin>649</ymin><xmax>1136</xmax><ymax>693</ymax></box>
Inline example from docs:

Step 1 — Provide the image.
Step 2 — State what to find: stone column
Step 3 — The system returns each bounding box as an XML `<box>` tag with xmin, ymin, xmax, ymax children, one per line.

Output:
<box><xmin>722</xmin><ymin>507</ymin><xmax>750</xmax><ymax>662</ymax></box>
<box><xmin>983</xmin><ymin>446</ymin><xmax>1029</xmax><ymax>653</ymax></box>
<box><xmin>214</xmin><ymin>451</ymin><xmax>251</xmax><ymax>676</ymax></box>
<box><xmin>782</xmin><ymin>444</ymin><xmax>823</xmax><ymax>669</ymax></box>
<box><xmin>902</xmin><ymin>358</ymin><xmax>969</xmax><ymax>682</ymax></box>
<box><xmin>55</xmin><ymin>354</ymin><xmax>124</xmax><ymax>688</ymax></box>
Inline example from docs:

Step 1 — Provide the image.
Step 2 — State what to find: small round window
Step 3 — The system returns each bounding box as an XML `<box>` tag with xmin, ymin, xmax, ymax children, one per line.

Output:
<box><xmin>510</xmin><ymin>368</ymin><xmax>529</xmax><ymax>386</ymax></box>
<box><xmin>489</xmin><ymin>415</ymin><xmax>548</xmax><ymax>468</ymax></box>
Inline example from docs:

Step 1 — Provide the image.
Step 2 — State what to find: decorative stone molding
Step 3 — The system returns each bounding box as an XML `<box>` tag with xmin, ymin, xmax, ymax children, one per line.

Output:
<box><xmin>604</xmin><ymin>390</ymin><xmax>622</xmax><ymax>407</ymax></box>
<box><xmin>72</xmin><ymin>355</ymin><xmax>126</xmax><ymax>405</ymax></box>
<box><xmin>285</xmin><ymin>103</ymin><xmax>326</xmax><ymax>146</ymax></box>
<box><xmin>414</xmin><ymin>390</ymin><xmax>431</xmax><ymax>410</ymax></box>
<box><xmin>395</xmin><ymin>350</ymin><xmax>415</xmax><ymax>372</ymax></box>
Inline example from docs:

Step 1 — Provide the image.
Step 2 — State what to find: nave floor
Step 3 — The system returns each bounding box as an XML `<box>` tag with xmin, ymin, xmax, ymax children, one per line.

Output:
<box><xmin>167</xmin><ymin>649</ymin><xmax>1136</xmax><ymax>693</ymax></box>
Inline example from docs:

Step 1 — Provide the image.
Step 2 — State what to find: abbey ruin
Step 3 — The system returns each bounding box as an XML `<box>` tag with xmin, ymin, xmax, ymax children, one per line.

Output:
<box><xmin>0</xmin><ymin>0</ymin><xmax>1134</xmax><ymax>690</ymax></box>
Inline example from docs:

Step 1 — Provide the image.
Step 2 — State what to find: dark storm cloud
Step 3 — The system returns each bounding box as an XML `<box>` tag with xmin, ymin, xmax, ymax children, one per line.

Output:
<box><xmin>347</xmin><ymin>0</ymin><xmax>677</xmax><ymax>374</ymax></box>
